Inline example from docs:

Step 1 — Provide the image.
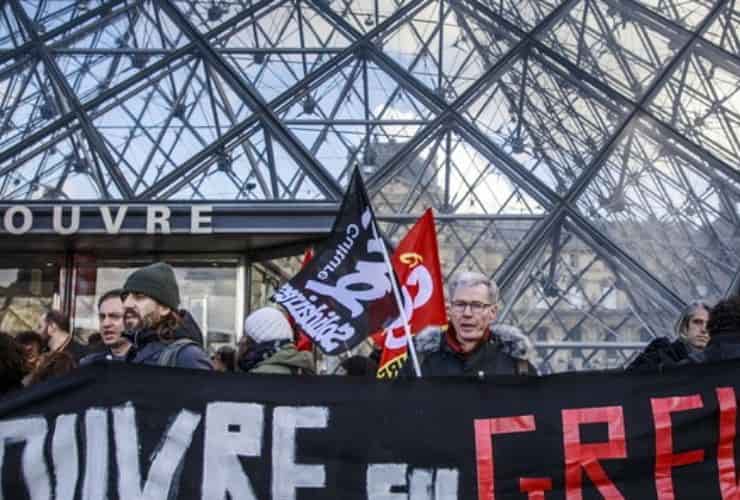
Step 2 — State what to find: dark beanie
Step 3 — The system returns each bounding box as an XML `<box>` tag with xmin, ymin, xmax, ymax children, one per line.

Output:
<box><xmin>122</xmin><ymin>262</ymin><xmax>180</xmax><ymax>310</ymax></box>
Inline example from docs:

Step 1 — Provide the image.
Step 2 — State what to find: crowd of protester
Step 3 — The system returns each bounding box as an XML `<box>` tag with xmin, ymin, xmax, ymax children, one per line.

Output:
<box><xmin>0</xmin><ymin>261</ymin><xmax>738</xmax><ymax>398</ymax></box>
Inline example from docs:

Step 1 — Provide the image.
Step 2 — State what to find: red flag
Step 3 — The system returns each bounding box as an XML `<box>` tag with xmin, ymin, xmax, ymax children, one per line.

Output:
<box><xmin>376</xmin><ymin>209</ymin><xmax>447</xmax><ymax>378</ymax></box>
<box><xmin>295</xmin><ymin>248</ymin><xmax>315</xmax><ymax>352</ymax></box>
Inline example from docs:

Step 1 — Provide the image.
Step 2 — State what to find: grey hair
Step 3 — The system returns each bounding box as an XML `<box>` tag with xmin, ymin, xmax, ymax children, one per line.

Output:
<box><xmin>447</xmin><ymin>271</ymin><xmax>499</xmax><ymax>305</ymax></box>
<box><xmin>675</xmin><ymin>301</ymin><xmax>710</xmax><ymax>339</ymax></box>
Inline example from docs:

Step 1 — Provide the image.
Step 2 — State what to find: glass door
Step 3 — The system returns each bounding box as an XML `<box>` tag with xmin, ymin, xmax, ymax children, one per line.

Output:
<box><xmin>0</xmin><ymin>255</ymin><xmax>63</xmax><ymax>336</ymax></box>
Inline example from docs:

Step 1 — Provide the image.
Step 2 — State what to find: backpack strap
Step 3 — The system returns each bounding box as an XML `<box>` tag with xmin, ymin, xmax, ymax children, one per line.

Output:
<box><xmin>158</xmin><ymin>338</ymin><xmax>196</xmax><ymax>367</ymax></box>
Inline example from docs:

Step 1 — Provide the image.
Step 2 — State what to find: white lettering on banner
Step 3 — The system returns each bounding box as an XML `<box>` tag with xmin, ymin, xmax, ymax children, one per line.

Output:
<box><xmin>146</xmin><ymin>206</ymin><xmax>171</xmax><ymax>234</ymax></box>
<box><xmin>367</xmin><ymin>464</ymin><xmax>460</xmax><ymax>500</ymax></box>
<box><xmin>434</xmin><ymin>469</ymin><xmax>459</xmax><ymax>499</ymax></box>
<box><xmin>4</xmin><ymin>205</ymin><xmax>32</xmax><ymax>235</ymax></box>
<box><xmin>190</xmin><ymin>205</ymin><xmax>213</xmax><ymax>234</ymax></box>
<box><xmin>202</xmin><ymin>402</ymin><xmax>263</xmax><ymax>500</ymax></box>
<box><xmin>100</xmin><ymin>205</ymin><xmax>129</xmax><ymax>233</ymax></box>
<box><xmin>367</xmin><ymin>463</ymin><xmax>407</xmax><ymax>500</ymax></box>
<box><xmin>272</xmin><ymin>407</ymin><xmax>328</xmax><ymax>499</ymax></box>
<box><xmin>0</xmin><ymin>417</ymin><xmax>51</xmax><ymax>500</ymax></box>
<box><xmin>82</xmin><ymin>408</ymin><xmax>108</xmax><ymax>500</ymax></box>
<box><xmin>0</xmin><ymin>402</ymin><xmax>459</xmax><ymax>499</ymax></box>
<box><xmin>114</xmin><ymin>403</ymin><xmax>201</xmax><ymax>500</ymax></box>
<box><xmin>274</xmin><ymin>283</ymin><xmax>356</xmax><ymax>352</ymax></box>
<box><xmin>384</xmin><ymin>264</ymin><xmax>435</xmax><ymax>350</ymax></box>
<box><xmin>52</xmin><ymin>414</ymin><xmax>79</xmax><ymax>500</ymax></box>
<box><xmin>52</xmin><ymin>205</ymin><xmax>80</xmax><ymax>235</ymax></box>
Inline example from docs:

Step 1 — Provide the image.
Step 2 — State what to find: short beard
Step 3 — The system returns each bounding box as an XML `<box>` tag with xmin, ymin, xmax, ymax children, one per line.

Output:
<box><xmin>141</xmin><ymin>310</ymin><xmax>162</xmax><ymax>330</ymax></box>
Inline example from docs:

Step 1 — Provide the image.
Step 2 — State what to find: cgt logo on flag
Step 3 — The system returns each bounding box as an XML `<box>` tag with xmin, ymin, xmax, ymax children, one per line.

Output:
<box><xmin>273</xmin><ymin>168</ymin><xmax>400</xmax><ymax>355</ymax></box>
<box><xmin>376</xmin><ymin>209</ymin><xmax>447</xmax><ymax>378</ymax></box>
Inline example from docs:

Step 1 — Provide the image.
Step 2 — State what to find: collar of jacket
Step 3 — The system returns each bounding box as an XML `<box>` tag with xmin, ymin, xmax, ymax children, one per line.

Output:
<box><xmin>123</xmin><ymin>328</ymin><xmax>160</xmax><ymax>349</ymax></box>
<box><xmin>413</xmin><ymin>323</ymin><xmax>532</xmax><ymax>361</ymax></box>
<box><xmin>443</xmin><ymin>326</ymin><xmax>491</xmax><ymax>356</ymax></box>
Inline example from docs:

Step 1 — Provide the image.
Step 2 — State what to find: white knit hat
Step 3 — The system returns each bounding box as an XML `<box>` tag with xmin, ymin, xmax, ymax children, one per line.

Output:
<box><xmin>243</xmin><ymin>307</ymin><xmax>293</xmax><ymax>344</ymax></box>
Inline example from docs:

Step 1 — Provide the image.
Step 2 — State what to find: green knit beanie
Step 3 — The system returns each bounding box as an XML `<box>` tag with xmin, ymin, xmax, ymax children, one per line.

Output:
<box><xmin>122</xmin><ymin>262</ymin><xmax>180</xmax><ymax>310</ymax></box>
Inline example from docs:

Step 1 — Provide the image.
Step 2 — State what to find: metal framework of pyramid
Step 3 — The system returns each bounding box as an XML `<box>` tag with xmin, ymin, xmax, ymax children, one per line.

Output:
<box><xmin>0</xmin><ymin>0</ymin><xmax>738</xmax><ymax>372</ymax></box>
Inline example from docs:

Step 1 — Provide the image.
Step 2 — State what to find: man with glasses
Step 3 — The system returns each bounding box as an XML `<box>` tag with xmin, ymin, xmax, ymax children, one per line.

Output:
<box><xmin>405</xmin><ymin>271</ymin><xmax>535</xmax><ymax>377</ymax></box>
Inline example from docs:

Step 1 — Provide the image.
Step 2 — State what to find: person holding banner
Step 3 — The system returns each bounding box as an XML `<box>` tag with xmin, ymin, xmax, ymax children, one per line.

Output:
<box><xmin>404</xmin><ymin>271</ymin><xmax>535</xmax><ymax>377</ymax></box>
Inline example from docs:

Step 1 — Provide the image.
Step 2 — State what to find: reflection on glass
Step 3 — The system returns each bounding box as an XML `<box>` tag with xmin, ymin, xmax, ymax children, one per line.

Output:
<box><xmin>0</xmin><ymin>257</ymin><xmax>61</xmax><ymax>336</ymax></box>
<box><xmin>576</xmin><ymin>116</ymin><xmax>740</xmax><ymax>301</ymax></box>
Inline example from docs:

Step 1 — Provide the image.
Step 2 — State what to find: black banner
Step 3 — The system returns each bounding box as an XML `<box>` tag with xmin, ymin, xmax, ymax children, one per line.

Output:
<box><xmin>2</xmin><ymin>361</ymin><xmax>740</xmax><ymax>499</ymax></box>
<box><xmin>273</xmin><ymin>167</ymin><xmax>399</xmax><ymax>355</ymax></box>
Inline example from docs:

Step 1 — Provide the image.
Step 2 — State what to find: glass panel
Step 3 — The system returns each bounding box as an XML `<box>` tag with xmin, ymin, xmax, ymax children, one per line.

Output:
<box><xmin>575</xmin><ymin>115</ymin><xmax>740</xmax><ymax>302</ymax></box>
<box><xmin>51</xmin><ymin>1</ymin><xmax>190</xmax><ymax>106</ymax></box>
<box><xmin>649</xmin><ymin>45</ymin><xmax>740</xmax><ymax>170</ymax></box>
<box><xmin>278</xmin><ymin>56</ymin><xmax>437</xmax><ymax>186</ymax></box>
<box><xmin>479</xmin><ymin>0</ymin><xmax>559</xmax><ymax>30</ymax></box>
<box><xmin>703</xmin><ymin>3</ymin><xmax>740</xmax><ymax>55</ymax></box>
<box><xmin>375</xmin><ymin>0</ymin><xmax>519</xmax><ymax>101</ymax></box>
<box><xmin>538</xmin><ymin>0</ymin><xmax>686</xmax><ymax>100</ymax></box>
<box><xmin>0</xmin><ymin>58</ymin><xmax>66</xmax><ymax>153</ymax></box>
<box><xmin>19</xmin><ymin>0</ymin><xmax>106</xmax><ymax>33</ymax></box>
<box><xmin>372</xmin><ymin>130</ymin><xmax>548</xmax><ymax>215</ymax></box>
<box><xmin>0</xmin><ymin>255</ymin><xmax>62</xmax><ymax>336</ymax></box>
<box><xmin>0</xmin><ymin>127</ymin><xmax>123</xmax><ymax>200</ymax></box>
<box><xmin>212</xmin><ymin>0</ymin><xmax>351</xmax><ymax>102</ymax></box>
<box><xmin>632</xmin><ymin>0</ymin><xmax>714</xmax><ymax>30</ymax></box>
<box><xmin>502</xmin><ymin>217</ymin><xmax>677</xmax><ymax>373</ymax></box>
<box><xmin>91</xmin><ymin>55</ymin><xmax>254</xmax><ymax>196</ymax></box>
<box><xmin>379</xmin><ymin>215</ymin><xmax>541</xmax><ymax>281</ymax></box>
<box><xmin>325</xmin><ymin>0</ymin><xmax>413</xmax><ymax>35</ymax></box>
<box><xmin>465</xmin><ymin>50</ymin><xmax>628</xmax><ymax>194</ymax></box>
<box><xmin>72</xmin><ymin>257</ymin><xmax>239</xmax><ymax>352</ymax></box>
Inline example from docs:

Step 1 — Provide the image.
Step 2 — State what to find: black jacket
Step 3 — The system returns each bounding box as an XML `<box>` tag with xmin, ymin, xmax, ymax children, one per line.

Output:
<box><xmin>79</xmin><ymin>349</ymin><xmax>129</xmax><ymax>367</ymax></box>
<box><xmin>403</xmin><ymin>324</ymin><xmax>536</xmax><ymax>377</ymax></box>
<box><xmin>690</xmin><ymin>336</ymin><xmax>740</xmax><ymax>364</ymax></box>
<box><xmin>125</xmin><ymin>314</ymin><xmax>212</xmax><ymax>370</ymax></box>
<box><xmin>626</xmin><ymin>338</ymin><xmax>691</xmax><ymax>372</ymax></box>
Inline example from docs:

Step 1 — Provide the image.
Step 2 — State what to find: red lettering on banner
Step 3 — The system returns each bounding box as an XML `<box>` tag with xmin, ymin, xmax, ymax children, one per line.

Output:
<box><xmin>520</xmin><ymin>477</ymin><xmax>553</xmax><ymax>500</ymax></box>
<box><xmin>651</xmin><ymin>395</ymin><xmax>705</xmax><ymax>500</ymax></box>
<box><xmin>474</xmin><ymin>415</ymin><xmax>536</xmax><ymax>500</ymax></box>
<box><xmin>562</xmin><ymin>406</ymin><xmax>627</xmax><ymax>500</ymax></box>
<box><xmin>717</xmin><ymin>387</ymin><xmax>739</xmax><ymax>500</ymax></box>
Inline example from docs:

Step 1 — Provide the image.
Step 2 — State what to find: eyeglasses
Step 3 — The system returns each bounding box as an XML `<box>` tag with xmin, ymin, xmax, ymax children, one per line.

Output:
<box><xmin>450</xmin><ymin>300</ymin><xmax>491</xmax><ymax>314</ymax></box>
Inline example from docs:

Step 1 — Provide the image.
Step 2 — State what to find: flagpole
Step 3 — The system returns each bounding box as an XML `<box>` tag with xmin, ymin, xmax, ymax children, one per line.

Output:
<box><xmin>376</xmin><ymin>224</ymin><xmax>423</xmax><ymax>378</ymax></box>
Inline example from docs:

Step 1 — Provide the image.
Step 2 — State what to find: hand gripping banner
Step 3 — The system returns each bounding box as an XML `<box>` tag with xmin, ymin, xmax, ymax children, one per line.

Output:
<box><xmin>272</xmin><ymin>167</ymin><xmax>400</xmax><ymax>355</ymax></box>
<box><xmin>3</xmin><ymin>362</ymin><xmax>740</xmax><ymax>499</ymax></box>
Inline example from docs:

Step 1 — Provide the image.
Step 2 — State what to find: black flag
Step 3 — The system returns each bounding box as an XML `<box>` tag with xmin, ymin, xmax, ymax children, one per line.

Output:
<box><xmin>273</xmin><ymin>168</ymin><xmax>400</xmax><ymax>355</ymax></box>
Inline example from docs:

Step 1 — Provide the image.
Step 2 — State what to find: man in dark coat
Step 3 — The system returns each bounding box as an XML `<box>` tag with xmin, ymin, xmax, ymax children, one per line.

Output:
<box><xmin>36</xmin><ymin>309</ymin><xmax>88</xmax><ymax>363</ymax></box>
<box><xmin>121</xmin><ymin>262</ymin><xmax>212</xmax><ymax>370</ymax></box>
<box><xmin>691</xmin><ymin>296</ymin><xmax>740</xmax><ymax>364</ymax></box>
<box><xmin>627</xmin><ymin>301</ymin><xmax>710</xmax><ymax>371</ymax></box>
<box><xmin>404</xmin><ymin>271</ymin><xmax>535</xmax><ymax>377</ymax></box>
<box><xmin>80</xmin><ymin>289</ymin><xmax>132</xmax><ymax>366</ymax></box>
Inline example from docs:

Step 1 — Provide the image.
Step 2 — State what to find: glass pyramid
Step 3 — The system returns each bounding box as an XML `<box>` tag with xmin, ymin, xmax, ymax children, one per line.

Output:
<box><xmin>0</xmin><ymin>0</ymin><xmax>737</xmax><ymax>371</ymax></box>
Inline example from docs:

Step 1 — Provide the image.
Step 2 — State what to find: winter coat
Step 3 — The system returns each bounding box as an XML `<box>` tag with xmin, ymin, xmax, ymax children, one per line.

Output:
<box><xmin>126</xmin><ymin>316</ymin><xmax>213</xmax><ymax>370</ymax></box>
<box><xmin>626</xmin><ymin>338</ymin><xmax>691</xmax><ymax>372</ymax></box>
<box><xmin>248</xmin><ymin>344</ymin><xmax>315</xmax><ymax>375</ymax></box>
<box><xmin>403</xmin><ymin>323</ymin><xmax>536</xmax><ymax>377</ymax></box>
<box><xmin>690</xmin><ymin>336</ymin><xmax>740</xmax><ymax>364</ymax></box>
<box><xmin>79</xmin><ymin>349</ymin><xmax>128</xmax><ymax>367</ymax></box>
